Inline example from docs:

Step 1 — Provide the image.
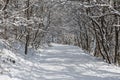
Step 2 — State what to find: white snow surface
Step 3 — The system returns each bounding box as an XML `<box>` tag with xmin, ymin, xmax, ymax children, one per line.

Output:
<box><xmin>0</xmin><ymin>41</ymin><xmax>120</xmax><ymax>80</ymax></box>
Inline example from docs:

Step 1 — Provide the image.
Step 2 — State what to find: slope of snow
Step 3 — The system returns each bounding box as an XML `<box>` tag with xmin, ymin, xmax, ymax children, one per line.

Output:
<box><xmin>0</xmin><ymin>41</ymin><xmax>120</xmax><ymax>80</ymax></box>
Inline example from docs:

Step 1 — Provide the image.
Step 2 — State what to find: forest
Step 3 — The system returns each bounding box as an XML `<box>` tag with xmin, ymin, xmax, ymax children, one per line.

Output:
<box><xmin>0</xmin><ymin>0</ymin><xmax>120</xmax><ymax>65</ymax></box>
<box><xmin>0</xmin><ymin>0</ymin><xmax>120</xmax><ymax>80</ymax></box>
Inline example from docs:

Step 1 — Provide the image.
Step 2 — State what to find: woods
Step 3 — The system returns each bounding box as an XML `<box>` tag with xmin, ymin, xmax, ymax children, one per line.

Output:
<box><xmin>0</xmin><ymin>0</ymin><xmax>120</xmax><ymax>65</ymax></box>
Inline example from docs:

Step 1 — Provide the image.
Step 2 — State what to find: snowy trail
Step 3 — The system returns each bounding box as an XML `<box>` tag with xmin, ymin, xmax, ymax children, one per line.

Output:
<box><xmin>1</xmin><ymin>43</ymin><xmax>120</xmax><ymax>80</ymax></box>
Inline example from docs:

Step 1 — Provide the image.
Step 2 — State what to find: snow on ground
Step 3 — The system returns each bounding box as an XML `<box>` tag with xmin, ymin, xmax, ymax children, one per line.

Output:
<box><xmin>0</xmin><ymin>41</ymin><xmax>120</xmax><ymax>80</ymax></box>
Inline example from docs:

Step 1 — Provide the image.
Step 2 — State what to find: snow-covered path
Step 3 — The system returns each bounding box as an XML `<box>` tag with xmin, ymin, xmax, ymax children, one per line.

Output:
<box><xmin>1</xmin><ymin>43</ymin><xmax>120</xmax><ymax>80</ymax></box>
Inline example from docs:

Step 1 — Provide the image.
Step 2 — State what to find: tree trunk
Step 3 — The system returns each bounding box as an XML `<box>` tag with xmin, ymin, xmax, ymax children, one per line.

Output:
<box><xmin>25</xmin><ymin>34</ymin><xmax>29</xmax><ymax>55</ymax></box>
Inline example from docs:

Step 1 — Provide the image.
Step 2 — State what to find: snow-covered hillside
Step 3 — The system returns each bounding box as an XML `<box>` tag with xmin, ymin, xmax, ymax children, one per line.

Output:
<box><xmin>0</xmin><ymin>41</ymin><xmax>120</xmax><ymax>80</ymax></box>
